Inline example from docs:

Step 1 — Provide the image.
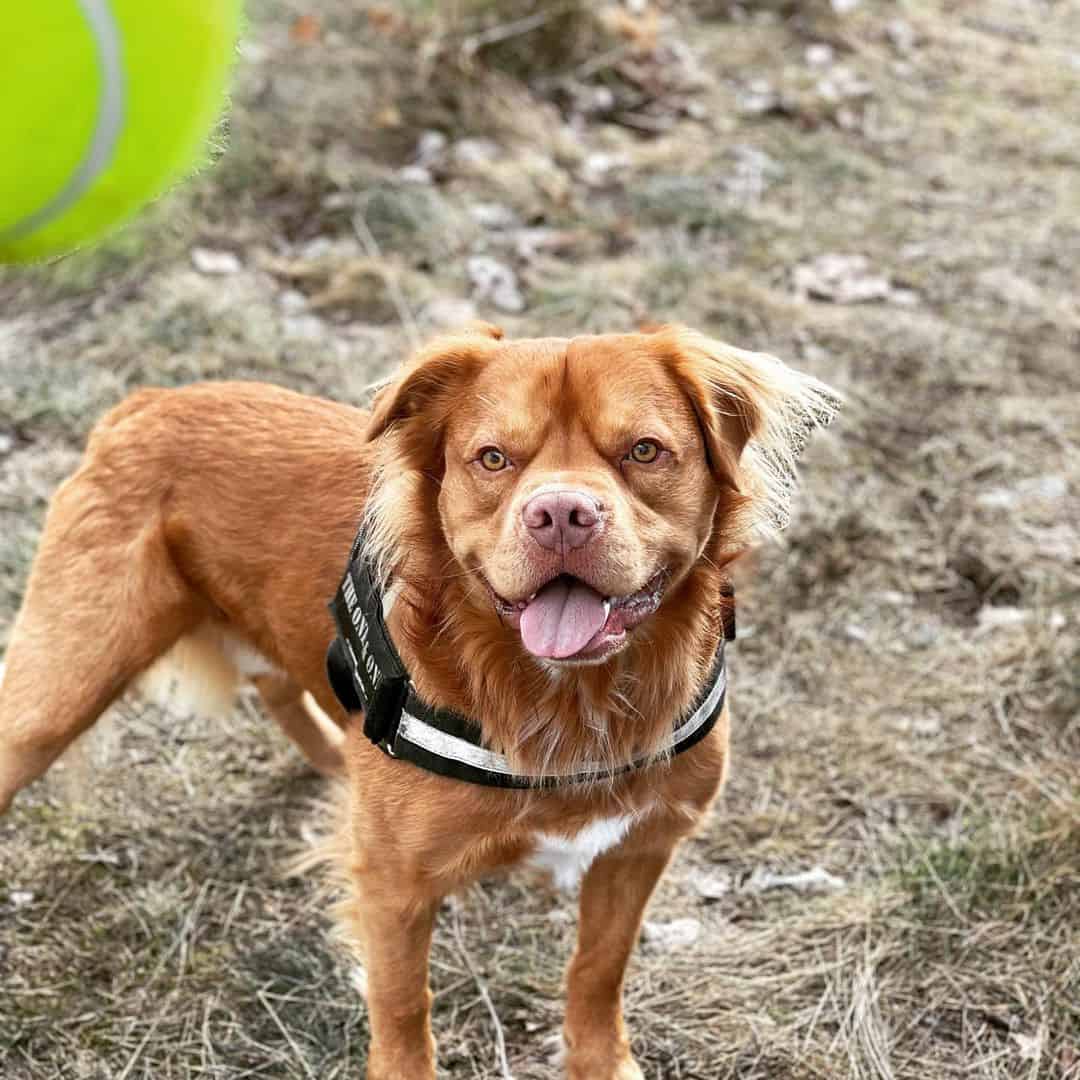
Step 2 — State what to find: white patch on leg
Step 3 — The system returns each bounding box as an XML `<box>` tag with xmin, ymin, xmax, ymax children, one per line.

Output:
<box><xmin>528</xmin><ymin>814</ymin><xmax>637</xmax><ymax>891</ymax></box>
<box><xmin>300</xmin><ymin>692</ymin><xmax>347</xmax><ymax>753</ymax></box>
<box><xmin>220</xmin><ymin>636</ymin><xmax>282</xmax><ymax>678</ymax></box>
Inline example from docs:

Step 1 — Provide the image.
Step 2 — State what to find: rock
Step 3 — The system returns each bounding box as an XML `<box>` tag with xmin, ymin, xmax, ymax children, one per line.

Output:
<box><xmin>282</xmin><ymin>314</ymin><xmax>327</xmax><ymax>341</ymax></box>
<box><xmin>831</xmin><ymin>0</ymin><xmax>862</xmax><ymax>12</ymax></box>
<box><xmin>1018</xmin><ymin>475</ymin><xmax>1067</xmax><ymax>500</ymax></box>
<box><xmin>467</xmin><ymin>202</ymin><xmax>520</xmax><ymax>230</ymax></box>
<box><xmin>422</xmin><ymin>296</ymin><xmax>479</xmax><ymax>329</ymax></box>
<box><xmin>736</xmin><ymin>79</ymin><xmax>780</xmax><ymax>116</ymax></box>
<box><xmin>398</xmin><ymin>165</ymin><xmax>433</xmax><ymax>185</ymax></box>
<box><xmin>642</xmin><ymin>917</ymin><xmax>702</xmax><ymax>950</ymax></box>
<box><xmin>975</xmin><ymin>489</ymin><xmax>1017</xmax><ymax>510</ymax></box>
<box><xmin>191</xmin><ymin>247</ymin><xmax>241</xmax><ymax>275</ymax></box>
<box><xmin>688</xmin><ymin>870</ymin><xmax>731</xmax><ymax>901</ymax></box>
<box><xmin>467</xmin><ymin>256</ymin><xmax>525</xmax><ymax>314</ymax></box>
<box><xmin>977</xmin><ymin>267</ymin><xmax>1043</xmax><ymax>309</ymax></box>
<box><xmin>451</xmin><ymin>137</ymin><xmax>501</xmax><ymax>169</ymax></box>
<box><xmin>723</xmin><ymin>144</ymin><xmax>785</xmax><ymax>203</ymax></box>
<box><xmin>744</xmin><ymin>866</ymin><xmax>846</xmax><ymax>894</ymax></box>
<box><xmin>10</xmin><ymin>890</ymin><xmax>36</xmax><ymax>907</ymax></box>
<box><xmin>976</xmin><ymin>606</ymin><xmax>1030</xmax><ymax>633</ymax></box>
<box><xmin>415</xmin><ymin>130</ymin><xmax>448</xmax><ymax>168</ymax></box>
<box><xmin>816</xmin><ymin>66</ymin><xmax>874</xmax><ymax>105</ymax></box>
<box><xmin>580</xmin><ymin>152</ymin><xmax>631</xmax><ymax>188</ymax></box>
<box><xmin>885</xmin><ymin>18</ymin><xmax>918</xmax><ymax>53</ymax></box>
<box><xmin>805</xmin><ymin>43</ymin><xmax>835</xmax><ymax>67</ymax></box>
<box><xmin>277</xmin><ymin>289</ymin><xmax>308</xmax><ymax>314</ymax></box>
<box><xmin>793</xmin><ymin>254</ymin><xmax>892</xmax><ymax>304</ymax></box>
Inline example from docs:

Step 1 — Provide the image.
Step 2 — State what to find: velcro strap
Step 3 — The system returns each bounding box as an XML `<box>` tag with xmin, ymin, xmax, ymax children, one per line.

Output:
<box><xmin>328</xmin><ymin>550</ymin><xmax>409</xmax><ymax>745</ymax></box>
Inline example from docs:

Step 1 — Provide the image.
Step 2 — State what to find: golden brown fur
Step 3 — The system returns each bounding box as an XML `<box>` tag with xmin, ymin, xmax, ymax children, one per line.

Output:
<box><xmin>0</xmin><ymin>325</ymin><xmax>836</xmax><ymax>1080</ymax></box>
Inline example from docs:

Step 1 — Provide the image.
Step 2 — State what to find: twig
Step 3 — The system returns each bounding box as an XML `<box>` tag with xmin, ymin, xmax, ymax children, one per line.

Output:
<box><xmin>258</xmin><ymin>989</ymin><xmax>318</xmax><ymax>1080</ymax></box>
<box><xmin>449</xmin><ymin>901</ymin><xmax>514</xmax><ymax>1079</ymax></box>
<box><xmin>116</xmin><ymin>991</ymin><xmax>179</xmax><ymax>1080</ymax></box>
<box><xmin>351</xmin><ymin>211</ymin><xmax>421</xmax><ymax>351</ymax></box>
<box><xmin>460</xmin><ymin>6</ymin><xmax>570</xmax><ymax>56</ymax></box>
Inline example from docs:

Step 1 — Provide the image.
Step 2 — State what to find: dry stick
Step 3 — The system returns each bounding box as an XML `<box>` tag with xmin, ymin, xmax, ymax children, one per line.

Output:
<box><xmin>351</xmin><ymin>211</ymin><xmax>421</xmax><ymax>351</ymax></box>
<box><xmin>460</xmin><ymin>5</ymin><xmax>573</xmax><ymax>56</ymax></box>
<box><xmin>115</xmin><ymin>991</ymin><xmax>180</xmax><ymax>1080</ymax></box>
<box><xmin>258</xmin><ymin>989</ymin><xmax>319</xmax><ymax>1080</ymax></box>
<box><xmin>450</xmin><ymin>901</ymin><xmax>514</xmax><ymax>1080</ymax></box>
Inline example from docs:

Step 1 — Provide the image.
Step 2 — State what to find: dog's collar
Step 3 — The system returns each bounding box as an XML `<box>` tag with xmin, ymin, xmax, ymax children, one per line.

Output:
<box><xmin>325</xmin><ymin>528</ymin><xmax>735</xmax><ymax>789</ymax></box>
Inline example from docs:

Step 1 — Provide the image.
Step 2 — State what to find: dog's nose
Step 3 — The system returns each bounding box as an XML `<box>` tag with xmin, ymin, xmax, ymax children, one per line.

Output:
<box><xmin>522</xmin><ymin>490</ymin><xmax>603</xmax><ymax>552</ymax></box>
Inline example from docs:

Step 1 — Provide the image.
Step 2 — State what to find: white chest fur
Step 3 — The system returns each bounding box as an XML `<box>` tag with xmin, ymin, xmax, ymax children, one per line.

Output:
<box><xmin>527</xmin><ymin>814</ymin><xmax>636</xmax><ymax>891</ymax></box>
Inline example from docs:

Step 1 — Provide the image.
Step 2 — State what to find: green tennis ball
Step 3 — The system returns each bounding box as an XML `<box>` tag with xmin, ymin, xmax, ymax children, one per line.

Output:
<box><xmin>0</xmin><ymin>0</ymin><xmax>243</xmax><ymax>263</ymax></box>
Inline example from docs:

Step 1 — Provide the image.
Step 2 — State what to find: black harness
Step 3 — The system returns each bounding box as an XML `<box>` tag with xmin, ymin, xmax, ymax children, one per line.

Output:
<box><xmin>325</xmin><ymin>529</ymin><xmax>735</xmax><ymax>789</ymax></box>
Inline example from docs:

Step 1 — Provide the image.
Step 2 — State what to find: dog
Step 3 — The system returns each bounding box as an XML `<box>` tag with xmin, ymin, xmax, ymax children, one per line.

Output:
<box><xmin>0</xmin><ymin>323</ymin><xmax>837</xmax><ymax>1079</ymax></box>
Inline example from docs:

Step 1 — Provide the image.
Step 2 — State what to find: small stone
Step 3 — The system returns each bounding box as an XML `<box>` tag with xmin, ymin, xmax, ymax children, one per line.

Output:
<box><xmin>398</xmin><ymin>165</ymin><xmax>433</xmax><ymax>185</ymax></box>
<box><xmin>831</xmin><ymin>0</ymin><xmax>862</xmax><ymax>12</ymax></box>
<box><xmin>277</xmin><ymin>289</ymin><xmax>308</xmax><ymax>314</ymax></box>
<box><xmin>977</xmin><ymin>267</ymin><xmax>1043</xmax><ymax>309</ymax></box>
<box><xmin>805</xmin><ymin>43</ymin><xmax>835</xmax><ymax>66</ymax></box>
<box><xmin>282</xmin><ymin>314</ymin><xmax>326</xmax><ymax>341</ymax></box>
<box><xmin>451</xmin><ymin>137</ymin><xmax>501</xmax><ymax>169</ymax></box>
<box><xmin>976</xmin><ymin>489</ymin><xmax>1017</xmax><ymax>510</ymax></box>
<box><xmin>745</xmin><ymin>866</ymin><xmax>846</xmax><ymax>894</ymax></box>
<box><xmin>415</xmin><ymin>130</ymin><xmax>448</xmax><ymax>167</ymax></box>
<box><xmin>9</xmin><ymin>890</ymin><xmax>35</xmax><ymax>907</ymax></box>
<box><xmin>1018</xmin><ymin>475</ymin><xmax>1067</xmax><ymax>500</ymax></box>
<box><xmin>885</xmin><ymin>18</ymin><xmax>917</xmax><ymax>53</ymax></box>
<box><xmin>422</xmin><ymin>297</ymin><xmax>478</xmax><ymax>329</ymax></box>
<box><xmin>976</xmin><ymin>606</ymin><xmax>1030</xmax><ymax>633</ymax></box>
<box><xmin>793</xmin><ymin>253</ymin><xmax>891</xmax><ymax>304</ymax></box>
<box><xmin>191</xmin><ymin>247</ymin><xmax>241</xmax><ymax>275</ymax></box>
<box><xmin>0</xmin><ymin>432</ymin><xmax>13</xmax><ymax>455</ymax></box>
<box><xmin>912</xmin><ymin>714</ymin><xmax>943</xmax><ymax>737</ymax></box>
<box><xmin>642</xmin><ymin>917</ymin><xmax>702</xmax><ymax>950</ymax></box>
<box><xmin>467</xmin><ymin>202</ymin><xmax>519</xmax><ymax>230</ymax></box>
<box><xmin>688</xmin><ymin>870</ymin><xmax>731</xmax><ymax>901</ymax></box>
<box><xmin>466</xmin><ymin>256</ymin><xmax>525</xmax><ymax>314</ymax></box>
<box><xmin>736</xmin><ymin>79</ymin><xmax>779</xmax><ymax>116</ymax></box>
<box><xmin>580</xmin><ymin>152</ymin><xmax>630</xmax><ymax>188</ymax></box>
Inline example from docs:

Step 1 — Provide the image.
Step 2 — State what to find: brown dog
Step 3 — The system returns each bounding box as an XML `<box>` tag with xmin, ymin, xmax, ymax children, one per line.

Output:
<box><xmin>0</xmin><ymin>324</ymin><xmax>836</xmax><ymax>1079</ymax></box>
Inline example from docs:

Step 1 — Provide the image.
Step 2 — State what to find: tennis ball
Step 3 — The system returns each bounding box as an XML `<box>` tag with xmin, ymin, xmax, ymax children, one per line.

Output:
<box><xmin>0</xmin><ymin>0</ymin><xmax>243</xmax><ymax>263</ymax></box>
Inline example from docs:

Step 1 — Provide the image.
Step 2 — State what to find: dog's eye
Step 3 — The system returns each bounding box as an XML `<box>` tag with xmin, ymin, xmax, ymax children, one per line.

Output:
<box><xmin>629</xmin><ymin>440</ymin><xmax>660</xmax><ymax>464</ymax></box>
<box><xmin>479</xmin><ymin>447</ymin><xmax>508</xmax><ymax>471</ymax></box>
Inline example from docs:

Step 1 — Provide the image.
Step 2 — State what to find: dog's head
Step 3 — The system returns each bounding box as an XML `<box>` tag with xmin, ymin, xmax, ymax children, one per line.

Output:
<box><xmin>365</xmin><ymin>323</ymin><xmax>838</xmax><ymax>668</ymax></box>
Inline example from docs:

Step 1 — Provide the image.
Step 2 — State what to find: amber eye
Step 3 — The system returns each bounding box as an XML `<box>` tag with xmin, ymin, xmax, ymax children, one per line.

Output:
<box><xmin>630</xmin><ymin>440</ymin><xmax>660</xmax><ymax>464</ymax></box>
<box><xmin>480</xmin><ymin>447</ymin><xmax>508</xmax><ymax>471</ymax></box>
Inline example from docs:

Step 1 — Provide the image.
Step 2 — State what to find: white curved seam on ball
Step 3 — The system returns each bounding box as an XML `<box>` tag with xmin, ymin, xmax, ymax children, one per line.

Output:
<box><xmin>0</xmin><ymin>0</ymin><xmax>125</xmax><ymax>243</ymax></box>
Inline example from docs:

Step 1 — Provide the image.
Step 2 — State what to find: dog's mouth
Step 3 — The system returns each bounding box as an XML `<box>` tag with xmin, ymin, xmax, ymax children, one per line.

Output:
<box><xmin>485</xmin><ymin>570</ymin><xmax>667</xmax><ymax>663</ymax></box>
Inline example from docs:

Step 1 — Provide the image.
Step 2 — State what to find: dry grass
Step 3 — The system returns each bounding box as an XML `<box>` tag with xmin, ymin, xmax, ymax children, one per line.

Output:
<box><xmin>1</xmin><ymin>0</ymin><xmax>1078</xmax><ymax>1076</ymax></box>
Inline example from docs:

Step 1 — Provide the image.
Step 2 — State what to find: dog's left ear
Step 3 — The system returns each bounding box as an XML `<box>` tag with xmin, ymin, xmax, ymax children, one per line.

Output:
<box><xmin>659</xmin><ymin>326</ymin><xmax>841</xmax><ymax>533</ymax></box>
<box><xmin>364</xmin><ymin>328</ymin><xmax>502</xmax><ymax>443</ymax></box>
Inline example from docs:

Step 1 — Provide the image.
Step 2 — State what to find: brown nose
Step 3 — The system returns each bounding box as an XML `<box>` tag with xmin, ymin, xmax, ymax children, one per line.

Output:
<box><xmin>522</xmin><ymin>489</ymin><xmax>603</xmax><ymax>552</ymax></box>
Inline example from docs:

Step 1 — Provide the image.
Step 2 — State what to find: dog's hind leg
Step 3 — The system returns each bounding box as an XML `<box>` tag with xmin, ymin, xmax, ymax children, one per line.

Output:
<box><xmin>0</xmin><ymin>469</ymin><xmax>202</xmax><ymax>814</ymax></box>
<box><xmin>253</xmin><ymin>674</ymin><xmax>346</xmax><ymax>778</ymax></box>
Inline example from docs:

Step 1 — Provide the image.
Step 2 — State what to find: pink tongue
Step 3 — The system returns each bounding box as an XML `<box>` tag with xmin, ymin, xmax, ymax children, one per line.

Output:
<box><xmin>519</xmin><ymin>578</ymin><xmax>609</xmax><ymax>659</ymax></box>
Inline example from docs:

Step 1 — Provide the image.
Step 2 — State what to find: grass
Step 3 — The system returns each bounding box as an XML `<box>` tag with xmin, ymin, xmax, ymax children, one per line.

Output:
<box><xmin>1</xmin><ymin>0</ymin><xmax>1079</xmax><ymax>1076</ymax></box>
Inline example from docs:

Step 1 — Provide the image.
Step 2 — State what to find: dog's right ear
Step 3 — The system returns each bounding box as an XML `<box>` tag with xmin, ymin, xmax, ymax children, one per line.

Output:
<box><xmin>364</xmin><ymin>328</ymin><xmax>502</xmax><ymax>443</ymax></box>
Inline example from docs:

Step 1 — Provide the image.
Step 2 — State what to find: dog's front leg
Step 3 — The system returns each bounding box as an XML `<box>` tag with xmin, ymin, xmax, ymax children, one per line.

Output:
<box><xmin>351</xmin><ymin>868</ymin><xmax>440</xmax><ymax>1080</ymax></box>
<box><xmin>563</xmin><ymin>843</ymin><xmax>675</xmax><ymax>1080</ymax></box>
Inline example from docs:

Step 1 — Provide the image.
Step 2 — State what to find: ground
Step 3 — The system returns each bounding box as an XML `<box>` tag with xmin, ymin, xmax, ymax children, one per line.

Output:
<box><xmin>1</xmin><ymin>1</ymin><xmax>1077</xmax><ymax>1077</ymax></box>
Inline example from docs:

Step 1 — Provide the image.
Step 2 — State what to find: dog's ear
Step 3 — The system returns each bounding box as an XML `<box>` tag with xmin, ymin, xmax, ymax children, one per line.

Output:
<box><xmin>658</xmin><ymin>325</ymin><xmax>840</xmax><ymax>534</ymax></box>
<box><xmin>364</xmin><ymin>330</ymin><xmax>501</xmax><ymax>443</ymax></box>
